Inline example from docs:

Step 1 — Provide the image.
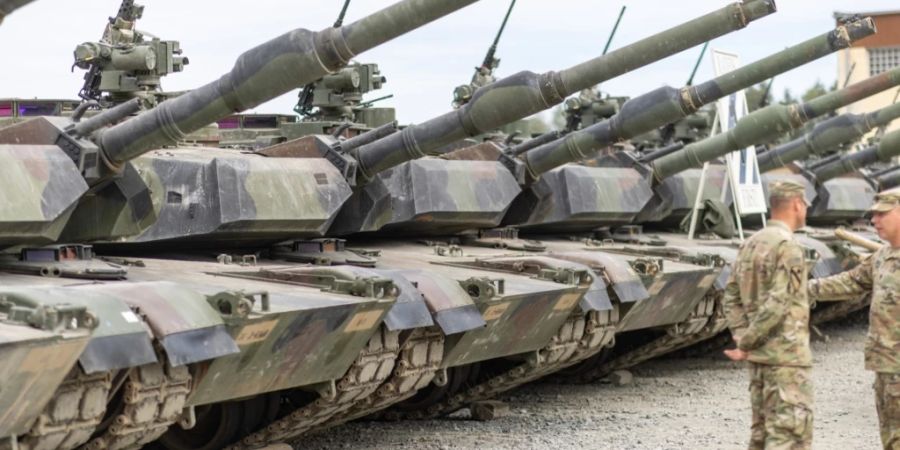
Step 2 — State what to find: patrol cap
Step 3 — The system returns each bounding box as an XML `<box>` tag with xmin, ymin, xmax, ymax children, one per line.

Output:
<box><xmin>768</xmin><ymin>180</ymin><xmax>809</xmax><ymax>205</ymax></box>
<box><xmin>869</xmin><ymin>187</ymin><xmax>900</xmax><ymax>213</ymax></box>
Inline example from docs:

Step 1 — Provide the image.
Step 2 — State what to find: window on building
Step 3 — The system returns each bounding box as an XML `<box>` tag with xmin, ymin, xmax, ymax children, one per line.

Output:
<box><xmin>869</xmin><ymin>47</ymin><xmax>900</xmax><ymax>76</ymax></box>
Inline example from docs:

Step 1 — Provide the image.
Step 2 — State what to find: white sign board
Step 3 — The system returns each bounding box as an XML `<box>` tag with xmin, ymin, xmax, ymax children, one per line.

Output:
<box><xmin>711</xmin><ymin>49</ymin><xmax>768</xmax><ymax>215</ymax></box>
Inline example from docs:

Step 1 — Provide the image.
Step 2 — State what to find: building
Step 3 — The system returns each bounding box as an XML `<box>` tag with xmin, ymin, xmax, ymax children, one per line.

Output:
<box><xmin>835</xmin><ymin>10</ymin><xmax>900</xmax><ymax>137</ymax></box>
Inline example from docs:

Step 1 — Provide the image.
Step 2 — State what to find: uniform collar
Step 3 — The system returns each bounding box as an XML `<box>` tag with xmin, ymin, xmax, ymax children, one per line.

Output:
<box><xmin>767</xmin><ymin>220</ymin><xmax>793</xmax><ymax>233</ymax></box>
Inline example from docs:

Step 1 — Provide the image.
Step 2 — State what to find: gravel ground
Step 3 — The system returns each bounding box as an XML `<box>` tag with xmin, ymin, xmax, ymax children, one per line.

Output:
<box><xmin>300</xmin><ymin>317</ymin><xmax>880</xmax><ymax>449</ymax></box>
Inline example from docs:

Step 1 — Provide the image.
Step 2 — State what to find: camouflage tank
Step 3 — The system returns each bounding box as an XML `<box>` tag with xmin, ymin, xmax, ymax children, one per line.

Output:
<box><xmin>218</xmin><ymin>61</ymin><xmax>394</xmax><ymax>149</ymax></box>
<box><xmin>69</xmin><ymin>0</ymin><xmax>779</xmax><ymax>431</ymax></box>
<box><xmin>0</xmin><ymin>1</ymin><xmax>487</xmax><ymax>449</ymax></box>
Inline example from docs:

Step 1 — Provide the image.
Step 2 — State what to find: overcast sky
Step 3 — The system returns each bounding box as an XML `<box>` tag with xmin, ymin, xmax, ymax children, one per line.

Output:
<box><xmin>1</xmin><ymin>0</ymin><xmax>898</xmax><ymax>124</ymax></box>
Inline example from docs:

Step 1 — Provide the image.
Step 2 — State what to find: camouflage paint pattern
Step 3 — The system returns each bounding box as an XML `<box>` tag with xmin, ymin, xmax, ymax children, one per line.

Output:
<box><xmin>0</xmin><ymin>284</ymin><xmax>157</xmax><ymax>373</ymax></box>
<box><xmin>94</xmin><ymin>0</ymin><xmax>481</xmax><ymax>165</ymax></box>
<box><xmin>392</xmin><ymin>269</ymin><xmax>486</xmax><ymax>335</ymax></box>
<box><xmin>808</xmin><ymin>176</ymin><xmax>878</xmax><ymax>224</ymax></box>
<box><xmin>0</xmin><ymin>142</ymin><xmax>86</xmax><ymax>248</ymax></box>
<box><xmin>653</xmin><ymin>63</ymin><xmax>900</xmax><ymax>181</ymax></box>
<box><xmin>437</xmin><ymin>274</ymin><xmax>585</xmax><ymax>367</ymax></box>
<box><xmin>85</xmin><ymin>281</ymin><xmax>240</xmax><ymax>367</ymax></box>
<box><xmin>758</xmin><ymin>101</ymin><xmax>900</xmax><ymax>172</ymax></box>
<box><xmin>503</xmin><ymin>165</ymin><xmax>653</xmax><ymax>232</ymax></box>
<box><xmin>522</xmin><ymin>20</ymin><xmax>873</xmax><ymax>180</ymax></box>
<box><xmin>0</xmin><ymin>292</ymin><xmax>93</xmax><ymax>437</ymax></box>
<box><xmin>349</xmin><ymin>1</ymin><xmax>775</xmax><ymax>181</ymax></box>
<box><xmin>332</xmin><ymin>158</ymin><xmax>521</xmax><ymax>235</ymax></box>
<box><xmin>636</xmin><ymin>164</ymin><xmax>728</xmax><ymax>225</ymax></box>
<box><xmin>75</xmin><ymin>148</ymin><xmax>352</xmax><ymax>245</ymax></box>
<box><xmin>186</xmin><ymin>278</ymin><xmax>395</xmax><ymax>406</ymax></box>
<box><xmin>811</xmin><ymin>127</ymin><xmax>900</xmax><ymax>182</ymax></box>
<box><xmin>613</xmin><ymin>256</ymin><xmax>719</xmax><ymax>332</ymax></box>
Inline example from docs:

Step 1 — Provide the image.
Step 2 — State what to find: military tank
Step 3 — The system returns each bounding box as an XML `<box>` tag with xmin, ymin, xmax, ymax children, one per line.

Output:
<box><xmin>62</xmin><ymin>0</ymin><xmax>780</xmax><ymax>436</ymax></box>
<box><xmin>0</xmin><ymin>1</ymin><xmax>488</xmax><ymax>449</ymax></box>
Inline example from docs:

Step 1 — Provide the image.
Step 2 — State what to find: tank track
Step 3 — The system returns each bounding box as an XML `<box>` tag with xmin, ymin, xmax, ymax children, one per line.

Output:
<box><xmin>84</xmin><ymin>362</ymin><xmax>192</xmax><ymax>450</ymax></box>
<box><xmin>5</xmin><ymin>368</ymin><xmax>112</xmax><ymax>450</ymax></box>
<box><xmin>384</xmin><ymin>307</ymin><xmax>619</xmax><ymax>420</ymax></box>
<box><xmin>565</xmin><ymin>291</ymin><xmax>727</xmax><ymax>382</ymax></box>
<box><xmin>227</xmin><ymin>325</ymin><xmax>401</xmax><ymax>449</ymax></box>
<box><xmin>310</xmin><ymin>327</ymin><xmax>445</xmax><ymax>431</ymax></box>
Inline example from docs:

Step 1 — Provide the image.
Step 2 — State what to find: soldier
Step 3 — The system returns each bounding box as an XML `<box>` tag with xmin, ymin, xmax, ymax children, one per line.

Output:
<box><xmin>808</xmin><ymin>187</ymin><xmax>900</xmax><ymax>450</ymax></box>
<box><xmin>723</xmin><ymin>179</ymin><xmax>813</xmax><ymax>450</ymax></box>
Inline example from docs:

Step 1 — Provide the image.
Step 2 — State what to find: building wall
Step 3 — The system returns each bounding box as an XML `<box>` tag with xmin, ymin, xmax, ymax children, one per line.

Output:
<box><xmin>836</xmin><ymin>13</ymin><xmax>900</xmax><ymax>140</ymax></box>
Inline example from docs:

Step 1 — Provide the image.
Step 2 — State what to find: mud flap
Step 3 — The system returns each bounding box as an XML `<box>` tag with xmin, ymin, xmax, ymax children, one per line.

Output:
<box><xmin>92</xmin><ymin>282</ymin><xmax>239</xmax><ymax>366</ymax></box>
<box><xmin>395</xmin><ymin>270</ymin><xmax>486</xmax><ymax>335</ymax></box>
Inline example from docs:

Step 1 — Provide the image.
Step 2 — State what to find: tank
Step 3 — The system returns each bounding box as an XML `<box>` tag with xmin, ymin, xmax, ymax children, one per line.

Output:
<box><xmin>59</xmin><ymin>1</ymin><xmax>779</xmax><ymax>433</ymax></box>
<box><xmin>757</xmin><ymin>99</ymin><xmax>900</xmax><ymax>173</ymax></box>
<box><xmin>0</xmin><ymin>1</ymin><xmax>487</xmax><ymax>448</ymax></box>
<box><xmin>68</xmin><ymin>0</ymin><xmax>777</xmax><ymax>250</ymax></box>
<box><xmin>331</xmin><ymin>0</ymin><xmax>778</xmax><ymax>236</ymax></box>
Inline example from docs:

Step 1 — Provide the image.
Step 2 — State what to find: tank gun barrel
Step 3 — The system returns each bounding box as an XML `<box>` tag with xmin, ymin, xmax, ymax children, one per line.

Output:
<box><xmin>759</xmin><ymin>92</ymin><xmax>900</xmax><ymax>172</ymax></box>
<box><xmin>0</xmin><ymin>0</ymin><xmax>36</xmax><ymax>23</ymax></box>
<box><xmin>875</xmin><ymin>167</ymin><xmax>900</xmax><ymax>190</ymax></box>
<box><xmin>871</xmin><ymin>164</ymin><xmax>900</xmax><ymax>178</ymax></box>
<box><xmin>93</xmin><ymin>0</ymin><xmax>480</xmax><ymax>168</ymax></box>
<box><xmin>509</xmin><ymin>130</ymin><xmax>562</xmax><ymax>156</ymax></box>
<box><xmin>639</xmin><ymin>142</ymin><xmax>686</xmax><ymax>163</ymax></box>
<box><xmin>651</xmin><ymin>57</ymin><xmax>900</xmax><ymax>182</ymax></box>
<box><xmin>810</xmin><ymin>129</ymin><xmax>900</xmax><ymax>182</ymax></box>
<box><xmin>69</xmin><ymin>98</ymin><xmax>143</xmax><ymax>138</ymax></box>
<box><xmin>340</xmin><ymin>120</ymin><xmax>398</xmax><ymax>152</ymax></box>
<box><xmin>520</xmin><ymin>19</ymin><xmax>874</xmax><ymax>179</ymax></box>
<box><xmin>350</xmin><ymin>0</ymin><xmax>776</xmax><ymax>183</ymax></box>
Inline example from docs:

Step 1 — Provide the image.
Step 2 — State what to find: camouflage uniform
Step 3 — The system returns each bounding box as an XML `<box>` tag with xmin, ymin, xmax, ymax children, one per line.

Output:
<box><xmin>808</xmin><ymin>188</ymin><xmax>900</xmax><ymax>450</ymax></box>
<box><xmin>723</xmin><ymin>181</ymin><xmax>813</xmax><ymax>450</ymax></box>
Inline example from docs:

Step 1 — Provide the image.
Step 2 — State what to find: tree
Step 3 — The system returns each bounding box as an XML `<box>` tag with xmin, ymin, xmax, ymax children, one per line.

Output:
<box><xmin>801</xmin><ymin>80</ymin><xmax>828</xmax><ymax>102</ymax></box>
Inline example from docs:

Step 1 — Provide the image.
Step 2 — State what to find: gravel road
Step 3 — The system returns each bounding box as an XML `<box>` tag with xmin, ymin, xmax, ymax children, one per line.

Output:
<box><xmin>301</xmin><ymin>317</ymin><xmax>881</xmax><ymax>449</ymax></box>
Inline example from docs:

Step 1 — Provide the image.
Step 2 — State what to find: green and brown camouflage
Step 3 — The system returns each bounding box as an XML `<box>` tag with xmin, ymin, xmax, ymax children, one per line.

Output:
<box><xmin>804</xmin><ymin>129</ymin><xmax>900</xmax><ymax>223</ymax></box>
<box><xmin>758</xmin><ymin>100</ymin><xmax>900</xmax><ymax>173</ymax></box>
<box><xmin>0</xmin><ymin>286</ymin><xmax>95</xmax><ymax>441</ymax></box>
<box><xmin>760</xmin><ymin>129</ymin><xmax>900</xmax><ymax>224</ymax></box>
<box><xmin>517</xmin><ymin>19</ymin><xmax>873</xmax><ymax>182</ymax></box>
<box><xmin>0</xmin><ymin>0</ymin><xmax>34</xmax><ymax>24</ymax></box>
<box><xmin>498</xmin><ymin>21</ymin><xmax>873</xmax><ymax>233</ymax></box>
<box><xmin>450</xmin><ymin>0</ymin><xmax>516</xmax><ymax>108</ymax></box>
<box><xmin>650</xmin><ymin>64</ymin><xmax>900</xmax><ymax>182</ymax></box>
<box><xmin>347</xmin><ymin>0</ymin><xmax>776</xmax><ymax>183</ymax></box>
<box><xmin>0</xmin><ymin>0</ymin><xmax>482</xmax><ymax>248</ymax></box>
<box><xmin>332</xmin><ymin>2</ymin><xmax>790</xmax><ymax>236</ymax></box>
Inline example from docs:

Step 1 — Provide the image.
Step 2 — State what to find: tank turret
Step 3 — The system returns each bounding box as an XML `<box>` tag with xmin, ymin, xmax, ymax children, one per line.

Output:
<box><xmin>327</xmin><ymin>1</ymin><xmax>778</xmax><ymax>235</ymax></box>
<box><xmin>0</xmin><ymin>0</ymin><xmax>482</xmax><ymax>248</ymax></box>
<box><xmin>497</xmin><ymin>19</ymin><xmax>874</xmax><ymax>232</ymax></box>
<box><xmin>346</xmin><ymin>0</ymin><xmax>776</xmax><ymax>185</ymax></box>
<box><xmin>73</xmin><ymin>0</ymin><xmax>189</xmax><ymax>107</ymax></box>
<box><xmin>758</xmin><ymin>100</ymin><xmax>900</xmax><ymax>172</ymax></box>
<box><xmin>0</xmin><ymin>0</ymin><xmax>34</xmax><ymax>23</ymax></box>
<box><xmin>810</xmin><ymin>130</ymin><xmax>900</xmax><ymax>182</ymax></box>
<box><xmin>649</xmin><ymin>64</ymin><xmax>900</xmax><ymax>183</ymax></box>
<box><xmin>518</xmin><ymin>18</ymin><xmax>875</xmax><ymax>182</ymax></box>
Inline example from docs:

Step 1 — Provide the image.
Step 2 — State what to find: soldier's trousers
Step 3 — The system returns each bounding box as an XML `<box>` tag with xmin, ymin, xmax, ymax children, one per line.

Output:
<box><xmin>748</xmin><ymin>363</ymin><xmax>813</xmax><ymax>450</ymax></box>
<box><xmin>874</xmin><ymin>372</ymin><xmax>900</xmax><ymax>450</ymax></box>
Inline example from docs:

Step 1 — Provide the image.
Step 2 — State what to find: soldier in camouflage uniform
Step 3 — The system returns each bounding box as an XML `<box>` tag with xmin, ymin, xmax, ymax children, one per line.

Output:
<box><xmin>808</xmin><ymin>187</ymin><xmax>900</xmax><ymax>450</ymax></box>
<box><xmin>723</xmin><ymin>180</ymin><xmax>813</xmax><ymax>450</ymax></box>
